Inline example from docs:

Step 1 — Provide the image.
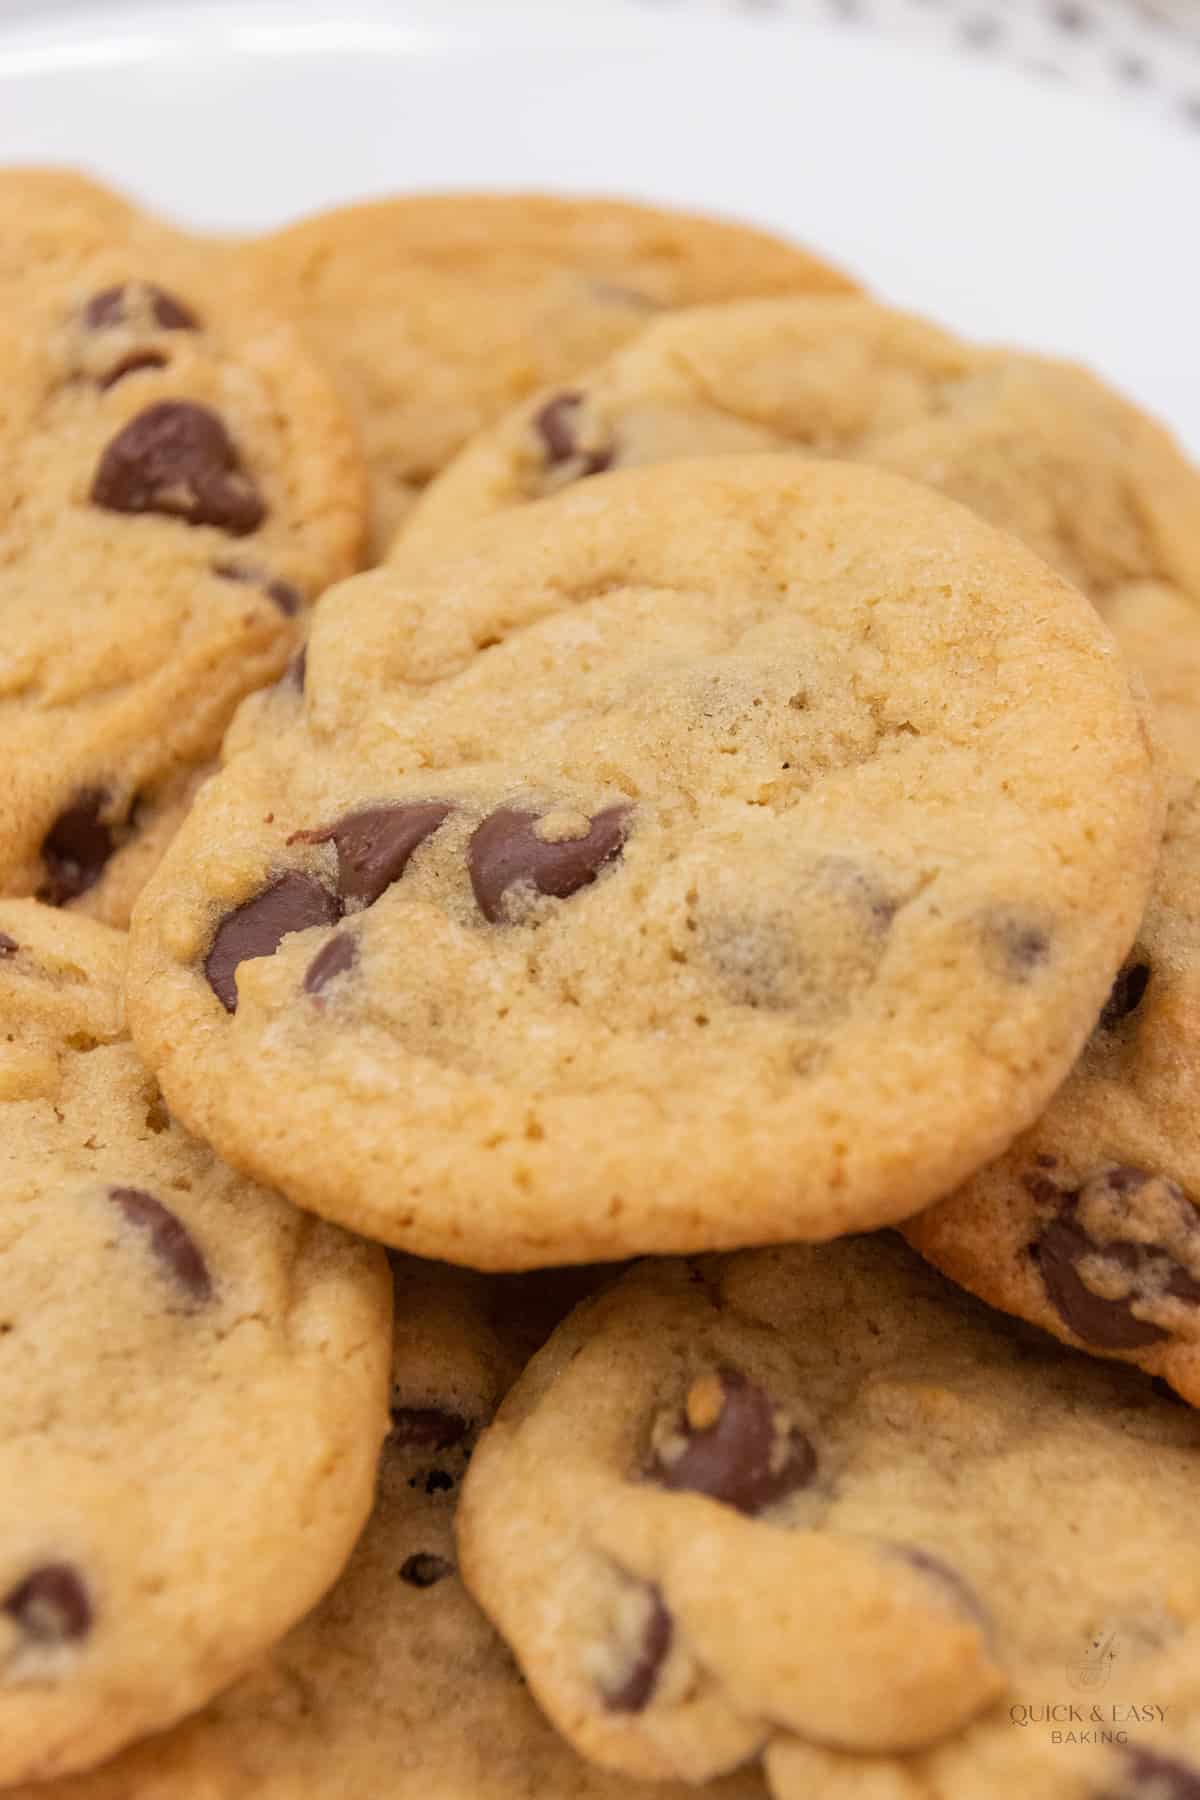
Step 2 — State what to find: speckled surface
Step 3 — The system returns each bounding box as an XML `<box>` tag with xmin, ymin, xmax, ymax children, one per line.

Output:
<box><xmin>628</xmin><ymin>0</ymin><xmax>1200</xmax><ymax>131</ymax></box>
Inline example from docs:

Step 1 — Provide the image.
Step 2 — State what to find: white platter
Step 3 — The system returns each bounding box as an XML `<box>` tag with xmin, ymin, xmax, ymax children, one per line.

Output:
<box><xmin>0</xmin><ymin>0</ymin><xmax>1196</xmax><ymax>452</ymax></box>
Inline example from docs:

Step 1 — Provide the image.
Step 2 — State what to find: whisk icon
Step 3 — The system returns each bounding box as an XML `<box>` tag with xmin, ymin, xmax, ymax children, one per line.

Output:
<box><xmin>1067</xmin><ymin>1632</ymin><xmax>1117</xmax><ymax>1692</ymax></box>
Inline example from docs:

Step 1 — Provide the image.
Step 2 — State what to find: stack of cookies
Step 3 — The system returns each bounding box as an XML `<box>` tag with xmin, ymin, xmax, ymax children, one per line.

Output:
<box><xmin>3</xmin><ymin>168</ymin><xmax>1198</xmax><ymax>1800</ymax></box>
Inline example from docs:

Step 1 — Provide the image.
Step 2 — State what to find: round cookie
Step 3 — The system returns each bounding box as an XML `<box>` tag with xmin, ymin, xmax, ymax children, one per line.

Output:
<box><xmin>400</xmin><ymin>295</ymin><xmax>1200</xmax><ymax>608</ymax></box>
<box><xmin>0</xmin><ymin>168</ymin><xmax>142</xmax><ymax>280</ymax></box>
<box><xmin>241</xmin><ymin>193</ymin><xmax>857</xmax><ymax>555</ymax></box>
<box><xmin>905</xmin><ymin>581</ymin><xmax>1200</xmax><ymax>1405</ymax></box>
<box><xmin>0</xmin><ymin>169</ymin><xmax>367</xmax><ymax>928</ymax></box>
<box><xmin>4</xmin><ymin>1260</ymin><xmax>766</xmax><ymax>1800</ymax></box>
<box><xmin>457</xmin><ymin>1236</ymin><xmax>1200</xmax><ymax>1798</ymax></box>
<box><xmin>126</xmin><ymin>458</ymin><xmax>1159</xmax><ymax>1268</ymax></box>
<box><xmin>0</xmin><ymin>899</ymin><xmax>392</xmax><ymax>1784</ymax></box>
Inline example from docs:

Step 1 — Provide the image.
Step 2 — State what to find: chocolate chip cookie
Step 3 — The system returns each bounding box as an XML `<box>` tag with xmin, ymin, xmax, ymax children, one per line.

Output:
<box><xmin>6</xmin><ymin>1258</ymin><xmax>765</xmax><ymax>1800</ymax></box>
<box><xmin>401</xmin><ymin>296</ymin><xmax>1200</xmax><ymax>608</ymax></box>
<box><xmin>0</xmin><ymin>899</ymin><xmax>392</xmax><ymax>1784</ymax></box>
<box><xmin>242</xmin><ymin>193</ymin><xmax>857</xmax><ymax>555</ymax></box>
<box><xmin>906</xmin><ymin>580</ymin><xmax>1200</xmax><ymax>1404</ymax></box>
<box><xmin>0</xmin><ymin>169</ymin><xmax>367</xmax><ymax>927</ymax></box>
<box><xmin>458</xmin><ymin>1236</ymin><xmax>1200</xmax><ymax>1798</ymax></box>
<box><xmin>126</xmin><ymin>458</ymin><xmax>1159</xmax><ymax>1268</ymax></box>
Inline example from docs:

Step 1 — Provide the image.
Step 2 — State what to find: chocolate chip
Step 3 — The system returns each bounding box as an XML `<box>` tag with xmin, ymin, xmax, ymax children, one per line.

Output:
<box><xmin>1037</xmin><ymin>1217</ymin><xmax>1170</xmax><ymax>1348</ymax></box>
<box><xmin>213</xmin><ymin>563</ymin><xmax>302</xmax><ymax>616</ymax></box>
<box><xmin>99</xmin><ymin>349</ymin><xmax>168</xmax><ymax>390</ymax></box>
<box><xmin>84</xmin><ymin>284</ymin><xmax>199</xmax><ymax>332</ymax></box>
<box><xmin>1099</xmin><ymin>959</ymin><xmax>1151</xmax><ymax>1029</ymax></box>
<box><xmin>1106</xmin><ymin>1745</ymin><xmax>1200</xmax><ymax>1799</ymax></box>
<box><xmin>304</xmin><ymin>932</ymin><xmax>357</xmax><ymax>996</ymax></box>
<box><xmin>533</xmin><ymin>392</ymin><xmax>615</xmax><ymax>476</ymax></box>
<box><xmin>266</xmin><ymin>579</ymin><xmax>302</xmax><ymax>617</ymax></box>
<box><xmin>647</xmin><ymin>1368</ymin><xmax>816</xmax><ymax>1515</ymax></box>
<box><xmin>4</xmin><ymin>1565</ymin><xmax>92</xmax><ymax>1644</ymax></box>
<box><xmin>890</xmin><ymin>1546</ymin><xmax>992</xmax><ymax>1633</ymax></box>
<box><xmin>38</xmin><ymin>790</ymin><xmax>114</xmax><ymax>906</ymax></box>
<box><xmin>399</xmin><ymin>1553</ymin><xmax>454</xmax><ymax>1588</ymax></box>
<box><xmin>91</xmin><ymin>401</ymin><xmax>265</xmax><ymax>536</ymax></box>
<box><xmin>604</xmin><ymin>1588</ymin><xmax>673</xmax><ymax>1713</ymax></box>
<box><xmin>0</xmin><ymin>933</ymin><xmax>16</xmax><ymax>957</ymax></box>
<box><xmin>109</xmin><ymin>1187</ymin><xmax>211</xmax><ymax>1302</ymax></box>
<box><xmin>297</xmin><ymin>804</ymin><xmax>454</xmax><ymax>908</ymax></box>
<box><xmin>702</xmin><ymin>857</ymin><xmax>895</xmax><ymax>1015</ymax></box>
<box><xmin>469</xmin><ymin>805</ymin><xmax>631</xmax><ymax>923</ymax></box>
<box><xmin>1032</xmin><ymin>1169</ymin><xmax>1200</xmax><ymax>1351</ymax></box>
<box><xmin>983</xmin><ymin>911</ymin><xmax>1051</xmax><ymax>980</ymax></box>
<box><xmin>389</xmin><ymin>1407</ymin><xmax>468</xmax><ymax>1451</ymax></box>
<box><xmin>204</xmin><ymin>872</ymin><xmax>340</xmax><ymax>1013</ymax></box>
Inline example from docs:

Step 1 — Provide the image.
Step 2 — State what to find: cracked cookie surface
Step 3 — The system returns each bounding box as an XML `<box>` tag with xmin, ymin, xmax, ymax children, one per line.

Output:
<box><xmin>0</xmin><ymin>898</ymin><xmax>392</xmax><ymax>1784</ymax></box>
<box><xmin>241</xmin><ymin>192</ymin><xmax>856</xmax><ymax>555</ymax></box>
<box><xmin>400</xmin><ymin>296</ymin><xmax>1200</xmax><ymax>609</ymax></box>
<box><xmin>457</xmin><ymin>1237</ymin><xmax>1200</xmax><ymax>1799</ymax></box>
<box><xmin>907</xmin><ymin>581</ymin><xmax>1200</xmax><ymax>1405</ymax></box>
<box><xmin>0</xmin><ymin>170</ymin><xmax>367</xmax><ymax>927</ymax></box>
<box><xmin>126</xmin><ymin>458</ymin><xmax>1158</xmax><ymax>1267</ymax></box>
<box><xmin>6</xmin><ymin>1258</ymin><xmax>765</xmax><ymax>1800</ymax></box>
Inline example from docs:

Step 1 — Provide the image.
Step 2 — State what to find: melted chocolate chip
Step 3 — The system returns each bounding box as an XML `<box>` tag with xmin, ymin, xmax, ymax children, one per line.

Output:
<box><xmin>84</xmin><ymin>284</ymin><xmax>199</xmax><ymax>332</ymax></box>
<box><xmin>605</xmin><ymin>1588</ymin><xmax>674</xmax><ymax>1713</ymax></box>
<box><xmin>1036</xmin><ymin>1216</ymin><xmax>1169</xmax><ymax>1350</ymax></box>
<box><xmin>266</xmin><ymin>579</ymin><xmax>302</xmax><ymax>617</ymax></box>
<box><xmin>213</xmin><ymin>562</ymin><xmax>302</xmax><ymax>616</ymax></box>
<box><xmin>298</xmin><ymin>804</ymin><xmax>454</xmax><ymax>908</ymax></box>
<box><xmin>703</xmin><ymin>857</ymin><xmax>895</xmax><ymax>1015</ymax></box>
<box><xmin>891</xmin><ymin>1546</ymin><xmax>991</xmax><ymax>1633</ymax></box>
<box><xmin>647</xmin><ymin>1368</ymin><xmax>816</xmax><ymax>1515</ymax></box>
<box><xmin>99</xmin><ymin>349</ymin><xmax>168</xmax><ymax>390</ymax></box>
<box><xmin>4</xmin><ymin>1565</ymin><xmax>92</xmax><ymax>1644</ymax></box>
<box><xmin>533</xmin><ymin>392</ymin><xmax>615</xmax><ymax>476</ymax></box>
<box><xmin>205</xmin><ymin>872</ymin><xmax>340</xmax><ymax>1013</ymax></box>
<box><xmin>1031</xmin><ymin>1168</ymin><xmax>1200</xmax><ymax>1351</ymax></box>
<box><xmin>0</xmin><ymin>933</ymin><xmax>16</xmax><ymax>957</ymax></box>
<box><xmin>109</xmin><ymin>1187</ymin><xmax>211</xmax><ymax>1301</ymax></box>
<box><xmin>91</xmin><ymin>401</ymin><xmax>265</xmax><ymax>535</ymax></box>
<box><xmin>399</xmin><ymin>1553</ymin><xmax>454</xmax><ymax>1589</ymax></box>
<box><xmin>1099</xmin><ymin>959</ymin><xmax>1151</xmax><ymax>1030</ymax></box>
<box><xmin>389</xmin><ymin>1408</ymin><xmax>469</xmax><ymax>1452</ymax></box>
<box><xmin>1108</xmin><ymin>1745</ymin><xmax>1200</xmax><ymax>1799</ymax></box>
<box><xmin>304</xmin><ymin>932</ymin><xmax>357</xmax><ymax>996</ymax></box>
<box><xmin>38</xmin><ymin>790</ymin><xmax>114</xmax><ymax>906</ymax></box>
<box><xmin>469</xmin><ymin>805</ymin><xmax>631</xmax><ymax>923</ymax></box>
<box><xmin>984</xmin><ymin>912</ymin><xmax>1051</xmax><ymax>980</ymax></box>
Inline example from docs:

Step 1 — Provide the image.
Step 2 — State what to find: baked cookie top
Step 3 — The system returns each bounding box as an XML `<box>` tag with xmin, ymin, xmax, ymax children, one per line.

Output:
<box><xmin>400</xmin><ymin>295</ymin><xmax>1200</xmax><ymax>608</ymax></box>
<box><xmin>0</xmin><ymin>899</ymin><xmax>392</xmax><ymax>1784</ymax></box>
<box><xmin>4</xmin><ymin>1258</ymin><xmax>765</xmax><ymax>1800</ymax></box>
<box><xmin>907</xmin><ymin>580</ymin><xmax>1200</xmax><ymax>1404</ymax></box>
<box><xmin>457</xmin><ymin>1236</ymin><xmax>1200</xmax><ymax>1799</ymax></box>
<box><xmin>127</xmin><ymin>458</ymin><xmax>1158</xmax><ymax>1268</ymax></box>
<box><xmin>0</xmin><ymin>169</ymin><xmax>367</xmax><ymax>926</ymax></box>
<box><xmin>241</xmin><ymin>192</ymin><xmax>857</xmax><ymax>553</ymax></box>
